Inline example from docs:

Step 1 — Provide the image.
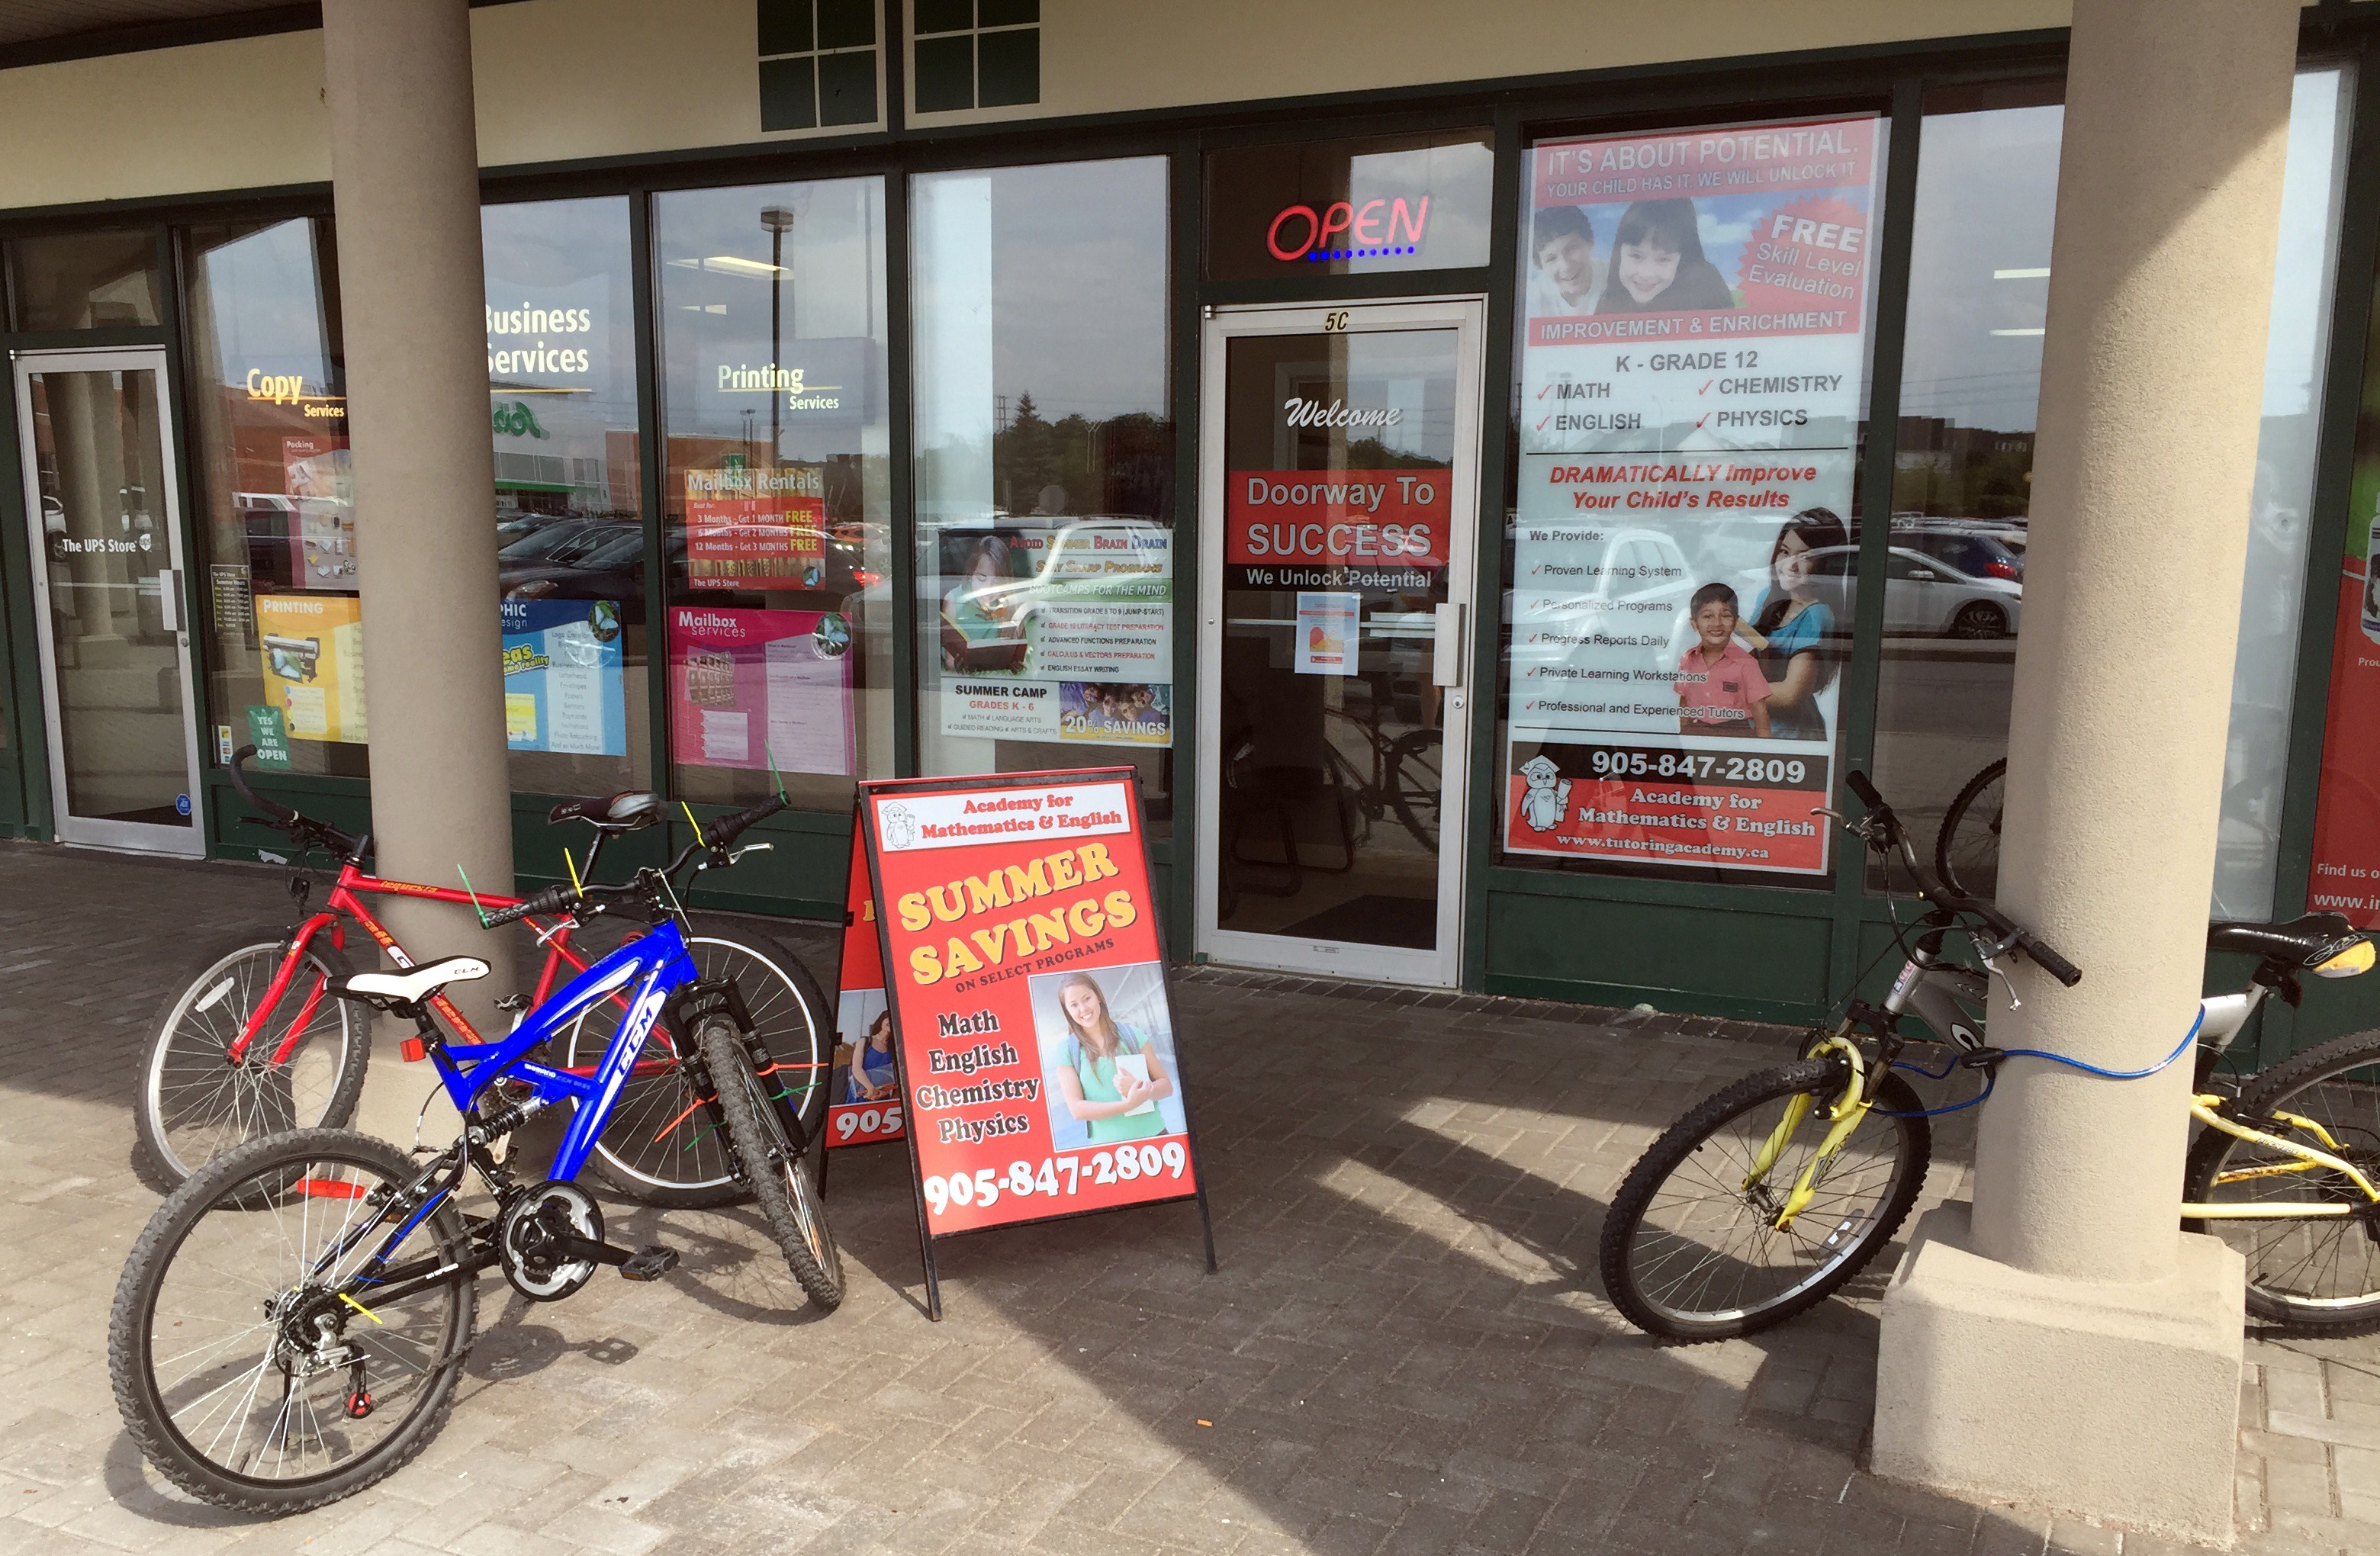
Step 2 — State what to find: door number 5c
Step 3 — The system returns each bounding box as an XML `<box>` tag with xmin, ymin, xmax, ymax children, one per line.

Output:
<box><xmin>1323</xmin><ymin>310</ymin><xmax>1351</xmax><ymax>333</ymax></box>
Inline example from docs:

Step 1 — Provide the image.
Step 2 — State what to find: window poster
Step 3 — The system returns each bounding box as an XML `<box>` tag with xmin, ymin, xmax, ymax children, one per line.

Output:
<box><xmin>684</xmin><ymin>464</ymin><xmax>828</xmax><ymax>591</ymax></box>
<box><xmin>1295</xmin><ymin>590</ymin><xmax>1360</xmax><ymax>674</ymax></box>
<box><xmin>256</xmin><ymin>593</ymin><xmax>367</xmax><ymax>744</ymax></box>
<box><xmin>860</xmin><ymin>771</ymin><xmax>1203</xmax><ymax>1241</ymax></box>
<box><xmin>934</xmin><ymin>519</ymin><xmax>1174</xmax><ymax>748</ymax></box>
<box><xmin>1506</xmin><ymin>114</ymin><xmax>1883</xmax><ymax>876</ymax></box>
<box><xmin>501</xmin><ymin>599</ymin><xmax>627</xmax><ymax>756</ymax></box>
<box><xmin>668</xmin><ymin>605</ymin><xmax>854</xmax><ymax>776</ymax></box>
<box><xmin>2308</xmin><ymin>518</ymin><xmax>2380</xmax><ymax>927</ymax></box>
<box><xmin>281</xmin><ymin>436</ymin><xmax>355</xmax><ymax>590</ymax></box>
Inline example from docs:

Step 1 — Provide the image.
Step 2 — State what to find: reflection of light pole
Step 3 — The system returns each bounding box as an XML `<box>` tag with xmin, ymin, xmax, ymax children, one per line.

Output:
<box><xmin>761</xmin><ymin>205</ymin><xmax>796</xmax><ymax>466</ymax></box>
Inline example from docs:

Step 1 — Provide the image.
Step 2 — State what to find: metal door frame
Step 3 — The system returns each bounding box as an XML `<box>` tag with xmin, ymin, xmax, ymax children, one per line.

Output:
<box><xmin>11</xmin><ymin>346</ymin><xmax>205</xmax><ymax>856</ymax></box>
<box><xmin>1195</xmin><ymin>296</ymin><xmax>1487</xmax><ymax>987</ymax></box>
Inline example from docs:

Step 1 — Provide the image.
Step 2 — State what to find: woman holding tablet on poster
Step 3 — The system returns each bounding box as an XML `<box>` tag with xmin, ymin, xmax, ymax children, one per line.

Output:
<box><xmin>1738</xmin><ymin>508</ymin><xmax>1847</xmax><ymax>741</ymax></box>
<box><xmin>1049</xmin><ymin>972</ymin><xmax>1173</xmax><ymax>1146</ymax></box>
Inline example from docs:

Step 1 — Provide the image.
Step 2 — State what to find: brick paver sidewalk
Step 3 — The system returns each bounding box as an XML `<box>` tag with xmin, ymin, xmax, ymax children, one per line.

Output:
<box><xmin>0</xmin><ymin>841</ymin><xmax>2372</xmax><ymax>1554</ymax></box>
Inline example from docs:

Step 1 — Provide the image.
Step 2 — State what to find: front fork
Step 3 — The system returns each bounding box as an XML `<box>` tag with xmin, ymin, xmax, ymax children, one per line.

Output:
<box><xmin>1744</xmin><ymin>1028</ymin><xmax>1877</xmax><ymax>1231</ymax></box>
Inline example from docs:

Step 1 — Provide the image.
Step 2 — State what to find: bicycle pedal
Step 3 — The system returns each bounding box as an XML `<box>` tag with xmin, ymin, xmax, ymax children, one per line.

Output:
<box><xmin>619</xmin><ymin>1246</ymin><xmax>679</xmax><ymax>1282</ymax></box>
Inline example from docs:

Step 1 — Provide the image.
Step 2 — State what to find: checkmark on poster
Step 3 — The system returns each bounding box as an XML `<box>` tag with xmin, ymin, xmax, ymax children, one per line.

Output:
<box><xmin>1536</xmin><ymin>414</ymin><xmax>1552</xmax><ymax>431</ymax></box>
<box><xmin>1699</xmin><ymin>378</ymin><xmax>1714</xmax><ymax>394</ymax></box>
<box><xmin>1538</xmin><ymin>383</ymin><xmax>1553</xmax><ymax>399</ymax></box>
<box><xmin>1696</xmin><ymin>413</ymin><xmax>1711</xmax><ymax>429</ymax></box>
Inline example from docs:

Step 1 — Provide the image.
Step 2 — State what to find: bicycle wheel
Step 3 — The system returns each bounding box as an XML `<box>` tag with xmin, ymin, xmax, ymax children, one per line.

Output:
<box><xmin>564</xmin><ymin>917</ymin><xmax>833</xmax><ymax>1209</ymax></box>
<box><xmin>109</xmin><ymin>1129</ymin><xmax>475</xmax><ymax>1514</ymax></box>
<box><xmin>1386</xmin><ymin>728</ymin><xmax>1443</xmax><ymax>850</ymax></box>
<box><xmin>697</xmin><ymin>1018</ymin><xmax>844</xmax><ymax>1310</ymax></box>
<box><xmin>1600</xmin><ymin>1059</ymin><xmax>1931</xmax><ymax>1341</ymax></box>
<box><xmin>136</xmin><ymin>928</ymin><xmax>368</xmax><ymax>1190</ymax></box>
<box><xmin>1935</xmin><ymin>757</ymin><xmax>2006</xmax><ymax>901</ymax></box>
<box><xmin>2183</xmin><ymin>1027</ymin><xmax>2380</xmax><ymax>1331</ymax></box>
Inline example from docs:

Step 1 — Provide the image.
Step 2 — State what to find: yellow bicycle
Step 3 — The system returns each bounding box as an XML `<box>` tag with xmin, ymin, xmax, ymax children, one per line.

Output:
<box><xmin>1600</xmin><ymin>771</ymin><xmax>2378</xmax><ymax>1342</ymax></box>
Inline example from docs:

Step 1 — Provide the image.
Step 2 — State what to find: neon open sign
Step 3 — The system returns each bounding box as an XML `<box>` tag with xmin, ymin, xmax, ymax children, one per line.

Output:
<box><xmin>1266</xmin><ymin>196</ymin><xmax>1431</xmax><ymax>263</ymax></box>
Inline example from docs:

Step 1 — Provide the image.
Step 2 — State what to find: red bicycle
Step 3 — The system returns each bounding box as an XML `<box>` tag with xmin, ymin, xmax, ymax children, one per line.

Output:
<box><xmin>133</xmin><ymin>747</ymin><xmax>832</xmax><ymax>1204</ymax></box>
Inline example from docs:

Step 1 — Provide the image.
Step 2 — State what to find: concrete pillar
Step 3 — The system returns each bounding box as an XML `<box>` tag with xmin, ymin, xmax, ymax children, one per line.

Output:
<box><xmin>1873</xmin><ymin>1</ymin><xmax>2298</xmax><ymax>1542</ymax></box>
<box><xmin>321</xmin><ymin>0</ymin><xmax>513</xmax><ymax>1139</ymax></box>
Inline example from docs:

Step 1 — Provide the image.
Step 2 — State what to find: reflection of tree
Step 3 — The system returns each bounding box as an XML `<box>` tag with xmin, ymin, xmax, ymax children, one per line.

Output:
<box><xmin>993</xmin><ymin>395</ymin><xmax>1175</xmax><ymax>518</ymax></box>
<box><xmin>1888</xmin><ymin>416</ymin><xmax>2037</xmax><ymax>519</ymax></box>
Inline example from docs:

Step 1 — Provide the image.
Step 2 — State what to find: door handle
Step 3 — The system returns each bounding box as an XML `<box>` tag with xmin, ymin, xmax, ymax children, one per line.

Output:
<box><xmin>157</xmin><ymin>567</ymin><xmax>181</xmax><ymax>632</ymax></box>
<box><xmin>1432</xmin><ymin>603</ymin><xmax>1465</xmax><ymax>687</ymax></box>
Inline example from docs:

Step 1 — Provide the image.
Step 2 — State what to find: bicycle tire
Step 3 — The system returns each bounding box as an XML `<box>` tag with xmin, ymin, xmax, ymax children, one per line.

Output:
<box><xmin>1935</xmin><ymin>757</ymin><xmax>2007</xmax><ymax>902</ymax></box>
<box><xmin>1600</xmin><ymin>1059</ymin><xmax>1931</xmax><ymax>1342</ymax></box>
<box><xmin>697</xmin><ymin>1018</ymin><xmax>844</xmax><ymax>1311</ymax></box>
<box><xmin>110</xmin><ymin>1128</ymin><xmax>475</xmax><ymax>1514</ymax></box>
<box><xmin>2182</xmin><ymin>1027</ymin><xmax>2380</xmax><ymax>1332</ymax></box>
<box><xmin>135</xmin><ymin>928</ymin><xmax>368</xmax><ymax>1191</ymax></box>
<box><xmin>566</xmin><ymin>917</ymin><xmax>833</xmax><ymax>1209</ymax></box>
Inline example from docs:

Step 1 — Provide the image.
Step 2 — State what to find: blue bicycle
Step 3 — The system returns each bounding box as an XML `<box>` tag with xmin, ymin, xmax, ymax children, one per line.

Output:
<box><xmin>107</xmin><ymin>796</ymin><xmax>843</xmax><ymax>1515</ymax></box>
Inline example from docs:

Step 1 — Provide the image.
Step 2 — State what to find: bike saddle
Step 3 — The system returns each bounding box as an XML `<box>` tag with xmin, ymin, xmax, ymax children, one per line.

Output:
<box><xmin>547</xmin><ymin>791</ymin><xmax>661</xmax><ymax>832</ymax></box>
<box><xmin>329</xmin><ymin>956</ymin><xmax>491</xmax><ymax>1010</ymax></box>
<box><xmin>2205</xmin><ymin>911</ymin><xmax>2366</xmax><ymax>970</ymax></box>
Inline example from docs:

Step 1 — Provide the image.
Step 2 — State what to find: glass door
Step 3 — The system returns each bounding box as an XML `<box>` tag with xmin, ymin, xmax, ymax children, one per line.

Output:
<box><xmin>13</xmin><ymin>348</ymin><xmax>204</xmax><ymax>854</ymax></box>
<box><xmin>1196</xmin><ymin>299</ymin><xmax>1484</xmax><ymax>985</ymax></box>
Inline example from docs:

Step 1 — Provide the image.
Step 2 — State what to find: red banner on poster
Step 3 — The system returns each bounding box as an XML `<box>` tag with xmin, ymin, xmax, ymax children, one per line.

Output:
<box><xmin>1224</xmin><ymin>467</ymin><xmax>1451</xmax><ymax>568</ymax></box>
<box><xmin>683</xmin><ymin>465</ymin><xmax>826</xmax><ymax>590</ymax></box>
<box><xmin>862</xmin><ymin>770</ymin><xmax>1206</xmax><ymax>1241</ymax></box>
<box><xmin>1503</xmin><ymin>743</ymin><xmax>1828</xmax><ymax>873</ymax></box>
<box><xmin>2310</xmin><ymin>564</ymin><xmax>2380</xmax><ymax>925</ymax></box>
<box><xmin>826</xmin><ymin>829</ymin><xmax>904</xmax><ymax>1148</ymax></box>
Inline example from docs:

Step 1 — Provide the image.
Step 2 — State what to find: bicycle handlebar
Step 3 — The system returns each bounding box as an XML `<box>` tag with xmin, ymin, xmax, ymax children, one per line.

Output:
<box><xmin>228</xmin><ymin>744</ymin><xmax>364</xmax><ymax>860</ymax></box>
<box><xmin>1842</xmin><ymin>769</ymin><xmax>2083</xmax><ymax>989</ymax></box>
<box><xmin>708</xmin><ymin>794</ymin><xmax>788</xmax><ymax>848</ymax></box>
<box><xmin>483</xmin><ymin>798</ymin><xmax>786</xmax><ymax>928</ymax></box>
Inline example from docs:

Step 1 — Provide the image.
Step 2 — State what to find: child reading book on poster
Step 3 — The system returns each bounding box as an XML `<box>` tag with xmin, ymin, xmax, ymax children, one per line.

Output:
<box><xmin>1047</xmin><ymin>972</ymin><xmax>1172</xmax><ymax>1146</ymax></box>
<box><xmin>1676</xmin><ymin>583</ymin><xmax>1771</xmax><ymax>738</ymax></box>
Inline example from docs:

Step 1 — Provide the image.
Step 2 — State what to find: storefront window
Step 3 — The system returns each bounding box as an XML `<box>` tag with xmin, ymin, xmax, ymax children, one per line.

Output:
<box><xmin>183</xmin><ymin>217</ymin><xmax>366</xmax><ymax>778</ymax></box>
<box><xmin>1497</xmin><ymin>114</ymin><xmax>1886</xmax><ymax>883</ymax></box>
<box><xmin>655</xmin><ymin>177</ymin><xmax>892</xmax><ymax>809</ymax></box>
<box><xmin>1203</xmin><ymin>131</ymin><xmax>1494</xmax><ymax>280</ymax></box>
<box><xmin>8</xmin><ymin>230</ymin><xmax>161</xmax><ymax>330</ymax></box>
<box><xmin>910</xmin><ymin>156</ymin><xmax>1175</xmax><ymax>825</ymax></box>
<box><xmin>484</xmin><ymin>197</ymin><xmax>646</xmax><ymax>793</ymax></box>
<box><xmin>1879</xmin><ymin>67</ymin><xmax>2349</xmax><ymax>914</ymax></box>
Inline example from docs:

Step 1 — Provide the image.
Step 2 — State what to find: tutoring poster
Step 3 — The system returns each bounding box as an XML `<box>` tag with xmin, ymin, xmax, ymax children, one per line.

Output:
<box><xmin>500</xmin><ymin>600</ymin><xmax>627</xmax><ymax>756</ymax></box>
<box><xmin>828</xmin><ymin>833</ymin><xmax>905</xmax><ymax>1148</ymax></box>
<box><xmin>683</xmin><ymin>465</ymin><xmax>827</xmax><ymax>591</ymax></box>
<box><xmin>934</xmin><ymin>519</ymin><xmax>1174</xmax><ymax>748</ymax></box>
<box><xmin>668</xmin><ymin>606</ymin><xmax>854</xmax><ymax>775</ymax></box>
<box><xmin>2309</xmin><ymin>526</ymin><xmax>2380</xmax><ymax>925</ymax></box>
<box><xmin>256</xmin><ymin>593</ymin><xmax>367</xmax><ymax>744</ymax></box>
<box><xmin>1505</xmin><ymin>114</ymin><xmax>1883</xmax><ymax>875</ymax></box>
<box><xmin>864</xmin><ymin>773</ymin><xmax>1201</xmax><ymax>1238</ymax></box>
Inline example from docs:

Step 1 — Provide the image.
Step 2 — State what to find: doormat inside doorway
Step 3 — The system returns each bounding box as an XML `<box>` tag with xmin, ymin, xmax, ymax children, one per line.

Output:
<box><xmin>1278</xmin><ymin>894</ymin><xmax>1436</xmax><ymax>950</ymax></box>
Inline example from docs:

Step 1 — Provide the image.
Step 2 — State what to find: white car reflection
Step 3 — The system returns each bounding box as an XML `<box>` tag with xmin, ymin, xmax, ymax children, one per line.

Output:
<box><xmin>1801</xmin><ymin>544</ymin><xmax>2021</xmax><ymax>638</ymax></box>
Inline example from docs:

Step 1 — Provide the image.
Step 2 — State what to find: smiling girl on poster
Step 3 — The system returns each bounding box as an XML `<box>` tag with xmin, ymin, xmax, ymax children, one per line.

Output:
<box><xmin>1595</xmin><ymin>198</ymin><xmax>1738</xmax><ymax>313</ymax></box>
<box><xmin>1738</xmin><ymin>507</ymin><xmax>1848</xmax><ymax>741</ymax></box>
<box><xmin>1048</xmin><ymin>972</ymin><xmax>1174</xmax><ymax>1146</ymax></box>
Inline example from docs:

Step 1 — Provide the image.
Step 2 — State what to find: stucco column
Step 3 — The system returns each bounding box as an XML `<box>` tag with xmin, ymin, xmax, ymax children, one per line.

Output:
<box><xmin>1873</xmin><ymin>1</ymin><xmax>2297</xmax><ymax>1540</ymax></box>
<box><xmin>321</xmin><ymin>0</ymin><xmax>516</xmax><ymax>1074</ymax></box>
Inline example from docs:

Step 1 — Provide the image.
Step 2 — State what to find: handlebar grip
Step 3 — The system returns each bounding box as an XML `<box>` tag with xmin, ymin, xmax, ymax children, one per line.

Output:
<box><xmin>1845</xmin><ymin>770</ymin><xmax>1885</xmax><ymax>810</ymax></box>
<box><xmin>228</xmin><ymin>745</ymin><xmax>299</xmax><ymax>823</ymax></box>
<box><xmin>2024</xmin><ymin>939</ymin><xmax>2084</xmax><ymax>989</ymax></box>
<box><xmin>710</xmin><ymin>794</ymin><xmax>788</xmax><ymax>847</ymax></box>
<box><xmin>482</xmin><ymin>882</ymin><xmax>577</xmax><ymax>929</ymax></box>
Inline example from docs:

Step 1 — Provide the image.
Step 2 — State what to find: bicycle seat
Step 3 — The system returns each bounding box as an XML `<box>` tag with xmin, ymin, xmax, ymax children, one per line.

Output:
<box><xmin>2205</xmin><ymin>911</ymin><xmax>2362</xmax><ymax>969</ymax></box>
<box><xmin>330</xmin><ymin>956</ymin><xmax>490</xmax><ymax>1009</ymax></box>
<box><xmin>548</xmin><ymin>791</ymin><xmax>661</xmax><ymax>832</ymax></box>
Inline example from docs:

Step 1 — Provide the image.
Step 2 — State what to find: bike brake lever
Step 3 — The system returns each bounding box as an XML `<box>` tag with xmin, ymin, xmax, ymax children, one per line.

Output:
<box><xmin>1976</xmin><ymin>930</ymin><xmax>2025</xmax><ymax>1010</ymax></box>
<box><xmin>728</xmin><ymin>843</ymin><xmax>774</xmax><ymax>863</ymax></box>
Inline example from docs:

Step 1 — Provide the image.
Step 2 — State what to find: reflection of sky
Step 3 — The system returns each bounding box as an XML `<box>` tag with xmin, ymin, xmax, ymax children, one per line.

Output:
<box><xmin>654</xmin><ymin>177</ymin><xmax>888</xmax><ymax>454</ymax></box>
<box><xmin>1346</xmin><ymin>142</ymin><xmax>1494</xmax><ymax>270</ymax></box>
<box><xmin>189</xmin><ymin>220</ymin><xmax>332</xmax><ymax>388</ymax></box>
<box><xmin>483</xmin><ymin>197</ymin><xmax>638</xmax><ymax>452</ymax></box>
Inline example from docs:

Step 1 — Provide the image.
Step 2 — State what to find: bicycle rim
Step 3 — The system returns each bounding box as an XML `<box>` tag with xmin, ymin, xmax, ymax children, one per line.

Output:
<box><xmin>1609</xmin><ymin>1065</ymin><xmax>1925</xmax><ymax>1336</ymax></box>
<box><xmin>129</xmin><ymin>1141</ymin><xmax>468</xmax><ymax>1493</ymax></box>
<box><xmin>1935</xmin><ymin>761</ymin><xmax>2005</xmax><ymax>902</ymax></box>
<box><xmin>145</xmin><ymin>943</ymin><xmax>359</xmax><ymax>1181</ymax></box>
<box><xmin>2188</xmin><ymin>1043</ymin><xmax>2380</xmax><ymax>1325</ymax></box>
<box><xmin>569</xmin><ymin>931</ymin><xmax>828</xmax><ymax>1198</ymax></box>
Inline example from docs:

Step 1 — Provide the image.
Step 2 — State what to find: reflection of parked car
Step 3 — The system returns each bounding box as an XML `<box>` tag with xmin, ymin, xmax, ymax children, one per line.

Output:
<box><xmin>1896</xmin><ymin>523</ymin><xmax>2024</xmax><ymax>582</ymax></box>
<box><xmin>1801</xmin><ymin>545</ymin><xmax>2021</xmax><ymax>638</ymax></box>
<box><xmin>500</xmin><ymin>522</ymin><xmax>680</xmax><ymax>601</ymax></box>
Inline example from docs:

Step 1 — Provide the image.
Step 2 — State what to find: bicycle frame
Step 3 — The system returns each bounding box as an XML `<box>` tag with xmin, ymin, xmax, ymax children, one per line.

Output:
<box><xmin>224</xmin><ymin>857</ymin><xmax>600</xmax><ymax>1067</ymax></box>
<box><xmin>310</xmin><ymin>919</ymin><xmax>703</xmax><ymax>1298</ymax></box>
